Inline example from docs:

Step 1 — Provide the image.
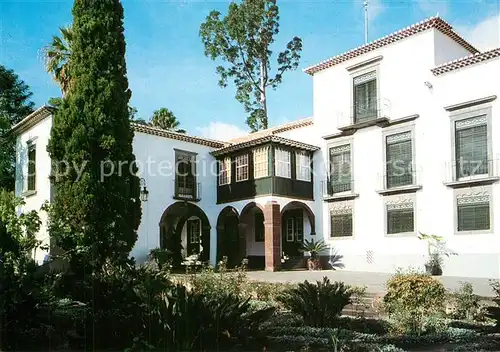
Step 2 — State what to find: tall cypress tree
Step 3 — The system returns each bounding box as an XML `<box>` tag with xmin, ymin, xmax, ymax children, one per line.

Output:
<box><xmin>47</xmin><ymin>0</ymin><xmax>141</xmax><ymax>271</ymax></box>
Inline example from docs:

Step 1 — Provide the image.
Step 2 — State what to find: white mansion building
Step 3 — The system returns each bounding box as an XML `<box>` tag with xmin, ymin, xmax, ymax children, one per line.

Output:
<box><xmin>14</xmin><ymin>16</ymin><xmax>500</xmax><ymax>278</ymax></box>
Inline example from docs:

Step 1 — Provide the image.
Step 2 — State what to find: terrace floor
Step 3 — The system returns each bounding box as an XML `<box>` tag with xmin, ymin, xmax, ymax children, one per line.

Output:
<box><xmin>246</xmin><ymin>270</ymin><xmax>497</xmax><ymax>297</ymax></box>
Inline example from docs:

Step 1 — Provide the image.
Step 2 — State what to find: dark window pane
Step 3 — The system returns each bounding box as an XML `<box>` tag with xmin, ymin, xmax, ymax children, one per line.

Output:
<box><xmin>458</xmin><ymin>203</ymin><xmax>490</xmax><ymax>231</ymax></box>
<box><xmin>329</xmin><ymin>148</ymin><xmax>351</xmax><ymax>193</ymax></box>
<box><xmin>455</xmin><ymin>123</ymin><xmax>488</xmax><ymax>179</ymax></box>
<box><xmin>331</xmin><ymin>213</ymin><xmax>353</xmax><ymax>237</ymax></box>
<box><xmin>27</xmin><ymin>146</ymin><xmax>36</xmax><ymax>191</ymax></box>
<box><xmin>387</xmin><ymin>208</ymin><xmax>414</xmax><ymax>234</ymax></box>
<box><xmin>354</xmin><ymin>79</ymin><xmax>377</xmax><ymax>122</ymax></box>
<box><xmin>386</xmin><ymin>139</ymin><xmax>412</xmax><ymax>188</ymax></box>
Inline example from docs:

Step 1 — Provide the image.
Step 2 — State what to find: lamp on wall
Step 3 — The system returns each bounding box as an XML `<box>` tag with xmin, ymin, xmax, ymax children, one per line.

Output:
<box><xmin>139</xmin><ymin>178</ymin><xmax>149</xmax><ymax>202</ymax></box>
<box><xmin>424</xmin><ymin>81</ymin><xmax>433</xmax><ymax>89</ymax></box>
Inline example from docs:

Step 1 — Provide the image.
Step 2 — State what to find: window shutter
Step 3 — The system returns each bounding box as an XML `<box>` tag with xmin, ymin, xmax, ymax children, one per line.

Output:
<box><xmin>458</xmin><ymin>202</ymin><xmax>490</xmax><ymax>231</ymax></box>
<box><xmin>329</xmin><ymin>145</ymin><xmax>351</xmax><ymax>193</ymax></box>
<box><xmin>455</xmin><ymin>120</ymin><xmax>488</xmax><ymax>178</ymax></box>
<box><xmin>386</xmin><ymin>132</ymin><xmax>412</xmax><ymax>188</ymax></box>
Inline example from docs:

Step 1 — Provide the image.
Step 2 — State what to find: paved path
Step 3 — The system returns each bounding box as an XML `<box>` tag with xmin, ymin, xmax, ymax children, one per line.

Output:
<box><xmin>247</xmin><ymin>270</ymin><xmax>497</xmax><ymax>297</ymax></box>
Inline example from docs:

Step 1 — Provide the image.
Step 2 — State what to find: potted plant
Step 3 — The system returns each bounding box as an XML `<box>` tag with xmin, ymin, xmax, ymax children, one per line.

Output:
<box><xmin>418</xmin><ymin>232</ymin><xmax>456</xmax><ymax>276</ymax></box>
<box><xmin>301</xmin><ymin>239</ymin><xmax>329</xmax><ymax>270</ymax></box>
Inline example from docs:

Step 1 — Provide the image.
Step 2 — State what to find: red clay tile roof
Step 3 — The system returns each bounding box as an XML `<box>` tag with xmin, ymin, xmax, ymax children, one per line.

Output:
<box><xmin>431</xmin><ymin>48</ymin><xmax>500</xmax><ymax>76</ymax></box>
<box><xmin>132</xmin><ymin>123</ymin><xmax>227</xmax><ymax>148</ymax></box>
<box><xmin>211</xmin><ymin>134</ymin><xmax>319</xmax><ymax>157</ymax></box>
<box><xmin>304</xmin><ymin>16</ymin><xmax>479</xmax><ymax>75</ymax></box>
<box><xmin>228</xmin><ymin>117</ymin><xmax>313</xmax><ymax>144</ymax></box>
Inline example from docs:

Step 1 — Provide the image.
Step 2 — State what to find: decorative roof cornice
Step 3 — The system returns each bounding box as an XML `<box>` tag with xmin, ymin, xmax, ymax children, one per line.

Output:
<box><xmin>432</xmin><ymin>48</ymin><xmax>500</xmax><ymax>76</ymax></box>
<box><xmin>11</xmin><ymin>106</ymin><xmax>55</xmax><ymax>135</ymax></box>
<box><xmin>132</xmin><ymin>123</ymin><xmax>227</xmax><ymax>148</ymax></box>
<box><xmin>211</xmin><ymin>134</ymin><xmax>320</xmax><ymax>157</ymax></box>
<box><xmin>304</xmin><ymin>16</ymin><xmax>479</xmax><ymax>75</ymax></box>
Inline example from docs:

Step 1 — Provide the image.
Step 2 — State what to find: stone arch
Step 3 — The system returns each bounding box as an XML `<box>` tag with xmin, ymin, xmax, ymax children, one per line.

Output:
<box><xmin>238</xmin><ymin>201</ymin><xmax>266</xmax><ymax>269</ymax></box>
<box><xmin>159</xmin><ymin>201</ymin><xmax>211</xmax><ymax>266</ymax></box>
<box><xmin>281</xmin><ymin>201</ymin><xmax>316</xmax><ymax>235</ymax></box>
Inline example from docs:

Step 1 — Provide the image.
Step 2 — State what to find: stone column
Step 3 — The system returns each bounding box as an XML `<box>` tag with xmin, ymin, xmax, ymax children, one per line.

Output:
<box><xmin>264</xmin><ymin>201</ymin><xmax>281</xmax><ymax>271</ymax></box>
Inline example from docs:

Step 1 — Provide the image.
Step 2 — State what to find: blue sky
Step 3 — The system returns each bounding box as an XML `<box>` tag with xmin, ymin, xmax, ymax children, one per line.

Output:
<box><xmin>1</xmin><ymin>0</ymin><xmax>499</xmax><ymax>140</ymax></box>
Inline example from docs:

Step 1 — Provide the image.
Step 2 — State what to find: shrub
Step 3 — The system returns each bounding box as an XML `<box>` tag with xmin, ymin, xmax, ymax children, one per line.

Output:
<box><xmin>277</xmin><ymin>277</ymin><xmax>353</xmax><ymax>327</ymax></box>
<box><xmin>449</xmin><ymin>281</ymin><xmax>481</xmax><ymax>321</ymax></box>
<box><xmin>486</xmin><ymin>280</ymin><xmax>500</xmax><ymax>329</ymax></box>
<box><xmin>248</xmin><ymin>281</ymin><xmax>294</xmax><ymax>302</ymax></box>
<box><xmin>187</xmin><ymin>265</ymin><xmax>249</xmax><ymax>299</ymax></box>
<box><xmin>383</xmin><ymin>270</ymin><xmax>446</xmax><ymax>335</ymax></box>
<box><xmin>142</xmin><ymin>284</ymin><xmax>275</xmax><ymax>351</ymax></box>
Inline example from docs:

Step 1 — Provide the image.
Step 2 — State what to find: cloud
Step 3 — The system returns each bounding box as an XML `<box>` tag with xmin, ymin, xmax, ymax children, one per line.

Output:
<box><xmin>196</xmin><ymin>122</ymin><xmax>248</xmax><ymax>141</ymax></box>
<box><xmin>455</xmin><ymin>14</ymin><xmax>500</xmax><ymax>51</ymax></box>
<box><xmin>368</xmin><ymin>0</ymin><xmax>385</xmax><ymax>23</ymax></box>
<box><xmin>415</xmin><ymin>0</ymin><xmax>449</xmax><ymax>17</ymax></box>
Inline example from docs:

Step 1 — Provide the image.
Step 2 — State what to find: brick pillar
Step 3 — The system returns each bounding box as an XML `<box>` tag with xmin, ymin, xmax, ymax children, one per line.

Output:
<box><xmin>264</xmin><ymin>201</ymin><xmax>281</xmax><ymax>271</ymax></box>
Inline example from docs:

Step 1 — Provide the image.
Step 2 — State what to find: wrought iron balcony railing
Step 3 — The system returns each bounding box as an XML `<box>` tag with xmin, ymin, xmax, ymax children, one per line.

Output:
<box><xmin>445</xmin><ymin>159</ymin><xmax>500</xmax><ymax>187</ymax></box>
<box><xmin>336</xmin><ymin>98</ymin><xmax>392</xmax><ymax>130</ymax></box>
<box><xmin>173</xmin><ymin>179</ymin><xmax>201</xmax><ymax>201</ymax></box>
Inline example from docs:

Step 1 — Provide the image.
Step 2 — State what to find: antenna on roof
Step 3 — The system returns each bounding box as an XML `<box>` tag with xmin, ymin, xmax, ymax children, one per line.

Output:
<box><xmin>364</xmin><ymin>0</ymin><xmax>369</xmax><ymax>44</ymax></box>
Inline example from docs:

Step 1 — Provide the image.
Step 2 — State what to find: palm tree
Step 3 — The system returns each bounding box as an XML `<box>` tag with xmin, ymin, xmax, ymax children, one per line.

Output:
<box><xmin>151</xmin><ymin>108</ymin><xmax>186</xmax><ymax>133</ymax></box>
<box><xmin>43</xmin><ymin>26</ymin><xmax>73</xmax><ymax>95</ymax></box>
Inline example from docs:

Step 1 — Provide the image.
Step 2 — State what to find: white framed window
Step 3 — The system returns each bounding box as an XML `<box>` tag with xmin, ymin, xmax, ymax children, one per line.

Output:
<box><xmin>26</xmin><ymin>142</ymin><xmax>36</xmax><ymax>192</ymax></box>
<box><xmin>329</xmin><ymin>144</ymin><xmax>351</xmax><ymax>193</ymax></box>
<box><xmin>275</xmin><ymin>148</ymin><xmax>291</xmax><ymax>178</ymax></box>
<box><xmin>386</xmin><ymin>200</ymin><xmax>415</xmax><ymax>235</ymax></box>
<box><xmin>235</xmin><ymin>154</ymin><xmax>249</xmax><ymax>182</ymax></box>
<box><xmin>188</xmin><ymin>219</ymin><xmax>201</xmax><ymax>244</ymax></box>
<box><xmin>218</xmin><ymin>157</ymin><xmax>231</xmax><ymax>185</ymax></box>
<box><xmin>456</xmin><ymin>189</ymin><xmax>492</xmax><ymax>233</ymax></box>
<box><xmin>253</xmin><ymin>147</ymin><xmax>269</xmax><ymax>179</ymax></box>
<box><xmin>353</xmin><ymin>70</ymin><xmax>378</xmax><ymax>122</ymax></box>
<box><xmin>286</xmin><ymin>218</ymin><xmax>294</xmax><ymax>242</ymax></box>
<box><xmin>296</xmin><ymin>152</ymin><xmax>311</xmax><ymax>181</ymax></box>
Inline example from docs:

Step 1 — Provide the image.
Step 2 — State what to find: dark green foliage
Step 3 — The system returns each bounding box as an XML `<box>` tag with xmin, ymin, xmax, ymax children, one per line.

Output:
<box><xmin>0</xmin><ymin>66</ymin><xmax>35</xmax><ymax>190</ymax></box>
<box><xmin>301</xmin><ymin>238</ymin><xmax>329</xmax><ymax>259</ymax></box>
<box><xmin>486</xmin><ymin>280</ymin><xmax>500</xmax><ymax>329</ymax></box>
<box><xmin>0</xmin><ymin>191</ymin><xmax>47</xmax><ymax>350</ymax></box>
<box><xmin>135</xmin><ymin>284</ymin><xmax>275</xmax><ymax>351</ymax></box>
<box><xmin>200</xmin><ymin>0</ymin><xmax>302</xmax><ymax>131</ymax></box>
<box><xmin>46</xmin><ymin>0</ymin><xmax>141</xmax><ymax>271</ymax></box>
<box><xmin>277</xmin><ymin>277</ymin><xmax>353</xmax><ymax>327</ymax></box>
<box><xmin>450</xmin><ymin>281</ymin><xmax>481</xmax><ymax>321</ymax></box>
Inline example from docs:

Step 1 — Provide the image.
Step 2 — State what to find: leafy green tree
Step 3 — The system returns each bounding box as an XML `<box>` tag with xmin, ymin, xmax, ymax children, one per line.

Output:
<box><xmin>46</xmin><ymin>0</ymin><xmax>141</xmax><ymax>272</ymax></box>
<box><xmin>0</xmin><ymin>191</ymin><xmax>46</xmax><ymax>350</ymax></box>
<box><xmin>43</xmin><ymin>26</ymin><xmax>73</xmax><ymax>95</ymax></box>
<box><xmin>151</xmin><ymin>107</ymin><xmax>185</xmax><ymax>133</ymax></box>
<box><xmin>0</xmin><ymin>66</ymin><xmax>35</xmax><ymax>190</ymax></box>
<box><xmin>200</xmin><ymin>0</ymin><xmax>302</xmax><ymax>131</ymax></box>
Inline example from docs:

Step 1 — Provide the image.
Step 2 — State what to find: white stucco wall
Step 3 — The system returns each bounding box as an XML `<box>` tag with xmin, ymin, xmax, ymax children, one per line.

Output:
<box><xmin>433</xmin><ymin>29</ymin><xmax>474</xmax><ymax>66</ymax></box>
<box><xmin>312</xmin><ymin>29</ymin><xmax>500</xmax><ymax>278</ymax></box>
<box><xmin>15</xmin><ymin>115</ymin><xmax>53</xmax><ymax>264</ymax></box>
<box><xmin>131</xmin><ymin>131</ymin><xmax>221</xmax><ymax>265</ymax></box>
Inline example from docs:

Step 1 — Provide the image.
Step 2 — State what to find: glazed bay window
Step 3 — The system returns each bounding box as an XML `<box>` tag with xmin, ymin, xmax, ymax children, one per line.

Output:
<box><xmin>275</xmin><ymin>148</ymin><xmax>291</xmax><ymax>178</ymax></box>
<box><xmin>330</xmin><ymin>211</ymin><xmax>353</xmax><ymax>238</ymax></box>
<box><xmin>329</xmin><ymin>144</ymin><xmax>351</xmax><ymax>193</ymax></box>
<box><xmin>386</xmin><ymin>131</ymin><xmax>413</xmax><ymax>188</ymax></box>
<box><xmin>296</xmin><ymin>152</ymin><xmax>311</xmax><ymax>181</ymax></box>
<box><xmin>235</xmin><ymin>154</ymin><xmax>249</xmax><ymax>182</ymax></box>
<box><xmin>353</xmin><ymin>71</ymin><xmax>377</xmax><ymax>122</ymax></box>
<box><xmin>455</xmin><ymin>116</ymin><xmax>488</xmax><ymax>180</ymax></box>
<box><xmin>457</xmin><ymin>194</ymin><xmax>490</xmax><ymax>232</ymax></box>
<box><xmin>219</xmin><ymin>157</ymin><xmax>231</xmax><ymax>185</ymax></box>
<box><xmin>27</xmin><ymin>143</ymin><xmax>36</xmax><ymax>192</ymax></box>
<box><xmin>253</xmin><ymin>147</ymin><xmax>269</xmax><ymax>179</ymax></box>
<box><xmin>386</xmin><ymin>202</ymin><xmax>414</xmax><ymax>234</ymax></box>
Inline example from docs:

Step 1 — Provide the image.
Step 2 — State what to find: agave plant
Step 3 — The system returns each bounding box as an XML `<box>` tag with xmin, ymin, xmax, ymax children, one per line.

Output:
<box><xmin>277</xmin><ymin>277</ymin><xmax>353</xmax><ymax>327</ymax></box>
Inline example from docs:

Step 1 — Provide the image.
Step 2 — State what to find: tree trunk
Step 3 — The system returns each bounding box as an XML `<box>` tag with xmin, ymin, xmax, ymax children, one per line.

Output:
<box><xmin>260</xmin><ymin>60</ymin><xmax>268</xmax><ymax>129</ymax></box>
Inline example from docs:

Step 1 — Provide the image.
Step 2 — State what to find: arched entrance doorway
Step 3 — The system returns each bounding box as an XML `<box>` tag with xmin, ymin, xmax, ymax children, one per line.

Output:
<box><xmin>238</xmin><ymin>202</ymin><xmax>266</xmax><ymax>270</ymax></box>
<box><xmin>159</xmin><ymin>202</ymin><xmax>211</xmax><ymax>267</ymax></box>
<box><xmin>216</xmin><ymin>206</ymin><xmax>241</xmax><ymax>267</ymax></box>
<box><xmin>281</xmin><ymin>201</ymin><xmax>316</xmax><ymax>258</ymax></box>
